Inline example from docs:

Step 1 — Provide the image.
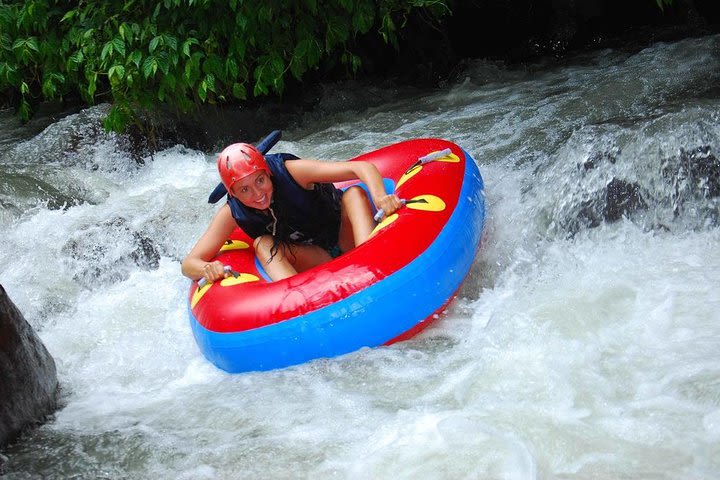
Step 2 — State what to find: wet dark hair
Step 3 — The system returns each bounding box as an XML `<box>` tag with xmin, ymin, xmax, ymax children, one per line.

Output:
<box><xmin>260</xmin><ymin>174</ymin><xmax>340</xmax><ymax>266</ymax></box>
<box><xmin>264</xmin><ymin>177</ymin><xmax>296</xmax><ymax>265</ymax></box>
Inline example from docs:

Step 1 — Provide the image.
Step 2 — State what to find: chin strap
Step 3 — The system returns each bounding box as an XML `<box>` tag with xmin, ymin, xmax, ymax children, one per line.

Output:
<box><xmin>269</xmin><ymin>206</ymin><xmax>278</xmax><ymax>237</ymax></box>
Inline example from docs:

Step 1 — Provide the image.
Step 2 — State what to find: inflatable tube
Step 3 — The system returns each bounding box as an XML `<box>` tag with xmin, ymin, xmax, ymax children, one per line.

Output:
<box><xmin>188</xmin><ymin>138</ymin><xmax>486</xmax><ymax>373</ymax></box>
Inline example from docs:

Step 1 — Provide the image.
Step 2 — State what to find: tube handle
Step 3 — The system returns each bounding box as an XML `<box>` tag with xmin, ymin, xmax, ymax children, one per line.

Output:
<box><xmin>197</xmin><ymin>265</ymin><xmax>231</xmax><ymax>288</ymax></box>
<box><xmin>374</xmin><ymin>199</ymin><xmax>407</xmax><ymax>222</ymax></box>
<box><xmin>418</xmin><ymin>148</ymin><xmax>451</xmax><ymax>165</ymax></box>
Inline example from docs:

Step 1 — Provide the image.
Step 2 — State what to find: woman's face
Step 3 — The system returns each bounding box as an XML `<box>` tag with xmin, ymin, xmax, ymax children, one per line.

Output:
<box><xmin>231</xmin><ymin>171</ymin><xmax>273</xmax><ymax>210</ymax></box>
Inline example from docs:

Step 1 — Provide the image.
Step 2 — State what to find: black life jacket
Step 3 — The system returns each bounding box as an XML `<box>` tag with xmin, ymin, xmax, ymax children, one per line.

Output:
<box><xmin>227</xmin><ymin>153</ymin><xmax>342</xmax><ymax>249</ymax></box>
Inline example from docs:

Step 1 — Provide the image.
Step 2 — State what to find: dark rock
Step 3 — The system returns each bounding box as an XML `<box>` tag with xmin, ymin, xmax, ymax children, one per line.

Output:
<box><xmin>148</xmin><ymin>101</ymin><xmax>306</xmax><ymax>152</ymax></box>
<box><xmin>576</xmin><ymin>198</ymin><xmax>603</xmax><ymax>229</ymax></box>
<box><xmin>130</xmin><ymin>233</ymin><xmax>161</xmax><ymax>270</ymax></box>
<box><xmin>678</xmin><ymin>146</ymin><xmax>720</xmax><ymax>198</ymax></box>
<box><xmin>604</xmin><ymin>178</ymin><xmax>648</xmax><ymax>222</ymax></box>
<box><xmin>568</xmin><ymin>177</ymin><xmax>648</xmax><ymax>234</ymax></box>
<box><xmin>0</xmin><ymin>284</ymin><xmax>59</xmax><ymax>447</ymax></box>
<box><xmin>581</xmin><ymin>150</ymin><xmax>619</xmax><ymax>171</ymax></box>
<box><xmin>61</xmin><ymin>217</ymin><xmax>162</xmax><ymax>289</ymax></box>
<box><xmin>662</xmin><ymin>145</ymin><xmax>720</xmax><ymax>218</ymax></box>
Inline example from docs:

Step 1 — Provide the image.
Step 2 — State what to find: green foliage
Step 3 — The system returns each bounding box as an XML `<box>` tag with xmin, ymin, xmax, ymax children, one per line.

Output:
<box><xmin>0</xmin><ymin>0</ymin><xmax>449</xmax><ymax>132</ymax></box>
<box><xmin>655</xmin><ymin>0</ymin><xmax>675</xmax><ymax>11</ymax></box>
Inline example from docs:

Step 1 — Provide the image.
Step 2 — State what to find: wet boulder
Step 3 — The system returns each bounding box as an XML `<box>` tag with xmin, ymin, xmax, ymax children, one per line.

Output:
<box><xmin>572</xmin><ymin>177</ymin><xmax>648</xmax><ymax>233</ymax></box>
<box><xmin>604</xmin><ymin>178</ymin><xmax>647</xmax><ymax>223</ymax></box>
<box><xmin>661</xmin><ymin>146</ymin><xmax>720</xmax><ymax>220</ymax></box>
<box><xmin>0</xmin><ymin>284</ymin><xmax>59</xmax><ymax>447</ymax></box>
<box><xmin>675</xmin><ymin>146</ymin><xmax>720</xmax><ymax>198</ymax></box>
<box><xmin>61</xmin><ymin>216</ymin><xmax>161</xmax><ymax>289</ymax></box>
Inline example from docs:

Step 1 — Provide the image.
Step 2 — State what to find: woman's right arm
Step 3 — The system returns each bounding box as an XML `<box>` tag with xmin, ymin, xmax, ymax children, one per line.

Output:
<box><xmin>181</xmin><ymin>204</ymin><xmax>237</xmax><ymax>281</ymax></box>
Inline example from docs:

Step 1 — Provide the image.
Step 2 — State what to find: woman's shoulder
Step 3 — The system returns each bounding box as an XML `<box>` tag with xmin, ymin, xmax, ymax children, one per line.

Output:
<box><xmin>278</xmin><ymin>157</ymin><xmax>319</xmax><ymax>190</ymax></box>
<box><xmin>265</xmin><ymin>152</ymin><xmax>300</xmax><ymax>170</ymax></box>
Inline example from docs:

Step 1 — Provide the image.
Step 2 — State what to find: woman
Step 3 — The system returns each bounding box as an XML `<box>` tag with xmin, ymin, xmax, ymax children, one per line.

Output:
<box><xmin>181</xmin><ymin>142</ymin><xmax>402</xmax><ymax>282</ymax></box>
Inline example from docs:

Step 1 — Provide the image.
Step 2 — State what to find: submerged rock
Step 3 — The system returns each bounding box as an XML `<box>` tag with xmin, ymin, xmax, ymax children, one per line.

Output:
<box><xmin>0</xmin><ymin>284</ymin><xmax>59</xmax><ymax>447</ymax></box>
<box><xmin>604</xmin><ymin>178</ymin><xmax>647</xmax><ymax>223</ymax></box>
<box><xmin>671</xmin><ymin>146</ymin><xmax>720</xmax><ymax>197</ymax></box>
<box><xmin>61</xmin><ymin>216</ymin><xmax>161</xmax><ymax>289</ymax></box>
<box><xmin>659</xmin><ymin>145</ymin><xmax>720</xmax><ymax>223</ymax></box>
<box><xmin>571</xmin><ymin>177</ymin><xmax>648</xmax><ymax>233</ymax></box>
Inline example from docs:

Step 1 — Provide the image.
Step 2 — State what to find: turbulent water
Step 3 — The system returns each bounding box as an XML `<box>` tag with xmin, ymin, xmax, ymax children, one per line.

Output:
<box><xmin>2</xmin><ymin>35</ymin><xmax>720</xmax><ymax>479</ymax></box>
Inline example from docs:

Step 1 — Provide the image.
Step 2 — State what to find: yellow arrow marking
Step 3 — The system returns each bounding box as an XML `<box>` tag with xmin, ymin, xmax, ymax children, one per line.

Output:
<box><xmin>396</xmin><ymin>151</ymin><xmax>460</xmax><ymax>189</ymax></box>
<box><xmin>220</xmin><ymin>273</ymin><xmax>259</xmax><ymax>287</ymax></box>
<box><xmin>219</xmin><ymin>239</ymin><xmax>250</xmax><ymax>252</ymax></box>
<box><xmin>397</xmin><ymin>165</ymin><xmax>422</xmax><ymax>189</ymax></box>
<box><xmin>191</xmin><ymin>283</ymin><xmax>212</xmax><ymax>309</ymax></box>
<box><xmin>190</xmin><ymin>272</ymin><xmax>260</xmax><ymax>309</ymax></box>
<box><xmin>438</xmin><ymin>152</ymin><xmax>460</xmax><ymax>163</ymax></box>
<box><xmin>368</xmin><ymin>194</ymin><xmax>447</xmax><ymax>238</ymax></box>
<box><xmin>406</xmin><ymin>194</ymin><xmax>446</xmax><ymax>213</ymax></box>
<box><xmin>369</xmin><ymin>213</ymin><xmax>399</xmax><ymax>238</ymax></box>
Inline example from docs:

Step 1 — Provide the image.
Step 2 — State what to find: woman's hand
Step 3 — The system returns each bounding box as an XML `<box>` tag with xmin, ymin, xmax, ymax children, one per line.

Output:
<box><xmin>181</xmin><ymin>204</ymin><xmax>237</xmax><ymax>281</ymax></box>
<box><xmin>374</xmin><ymin>193</ymin><xmax>403</xmax><ymax>219</ymax></box>
<box><xmin>201</xmin><ymin>260</ymin><xmax>229</xmax><ymax>284</ymax></box>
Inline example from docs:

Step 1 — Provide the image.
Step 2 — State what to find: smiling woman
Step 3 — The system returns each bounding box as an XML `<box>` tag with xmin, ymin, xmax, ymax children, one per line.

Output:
<box><xmin>185</xmin><ymin>137</ymin><xmax>486</xmax><ymax>372</ymax></box>
<box><xmin>181</xmin><ymin>140</ymin><xmax>402</xmax><ymax>282</ymax></box>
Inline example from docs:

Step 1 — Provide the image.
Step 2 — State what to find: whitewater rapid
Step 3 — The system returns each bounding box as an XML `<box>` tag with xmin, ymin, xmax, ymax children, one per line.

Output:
<box><xmin>1</xmin><ymin>35</ymin><xmax>720</xmax><ymax>479</ymax></box>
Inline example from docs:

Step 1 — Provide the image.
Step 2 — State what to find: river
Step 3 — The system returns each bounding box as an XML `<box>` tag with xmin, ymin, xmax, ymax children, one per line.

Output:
<box><xmin>1</xmin><ymin>34</ymin><xmax>719</xmax><ymax>479</ymax></box>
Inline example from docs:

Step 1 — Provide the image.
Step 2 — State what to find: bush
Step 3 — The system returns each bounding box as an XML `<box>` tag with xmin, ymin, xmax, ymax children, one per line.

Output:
<box><xmin>0</xmin><ymin>0</ymin><xmax>449</xmax><ymax>131</ymax></box>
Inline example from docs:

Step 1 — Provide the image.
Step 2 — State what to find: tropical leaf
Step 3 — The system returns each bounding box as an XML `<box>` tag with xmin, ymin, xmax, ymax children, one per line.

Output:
<box><xmin>0</xmin><ymin>0</ymin><xmax>450</xmax><ymax>131</ymax></box>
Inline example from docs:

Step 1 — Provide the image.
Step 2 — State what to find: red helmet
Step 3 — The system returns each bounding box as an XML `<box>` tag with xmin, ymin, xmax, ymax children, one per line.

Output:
<box><xmin>217</xmin><ymin>143</ymin><xmax>270</xmax><ymax>192</ymax></box>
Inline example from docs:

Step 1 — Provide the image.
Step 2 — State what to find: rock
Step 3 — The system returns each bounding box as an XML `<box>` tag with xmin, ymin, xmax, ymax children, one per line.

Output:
<box><xmin>677</xmin><ymin>146</ymin><xmax>720</xmax><ymax>198</ymax></box>
<box><xmin>0</xmin><ymin>284</ymin><xmax>59</xmax><ymax>447</ymax></box>
<box><xmin>604</xmin><ymin>178</ymin><xmax>647</xmax><ymax>222</ymax></box>
<box><xmin>60</xmin><ymin>216</ymin><xmax>161</xmax><ymax>289</ymax></box>
<box><xmin>661</xmin><ymin>145</ymin><xmax>720</xmax><ymax>218</ymax></box>
<box><xmin>569</xmin><ymin>177</ymin><xmax>648</xmax><ymax>234</ymax></box>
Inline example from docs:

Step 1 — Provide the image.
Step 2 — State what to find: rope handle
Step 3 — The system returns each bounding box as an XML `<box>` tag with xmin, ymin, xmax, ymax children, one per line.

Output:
<box><xmin>197</xmin><ymin>265</ymin><xmax>232</xmax><ymax>288</ymax></box>
<box><xmin>373</xmin><ymin>198</ymin><xmax>430</xmax><ymax>222</ymax></box>
<box><xmin>374</xmin><ymin>199</ymin><xmax>407</xmax><ymax>222</ymax></box>
<box><xmin>374</xmin><ymin>148</ymin><xmax>451</xmax><ymax>221</ymax></box>
<box><xmin>404</xmin><ymin>147</ymin><xmax>452</xmax><ymax>175</ymax></box>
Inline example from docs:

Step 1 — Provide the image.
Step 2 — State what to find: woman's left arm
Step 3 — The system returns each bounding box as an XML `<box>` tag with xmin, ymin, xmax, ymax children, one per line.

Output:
<box><xmin>287</xmin><ymin>159</ymin><xmax>401</xmax><ymax>215</ymax></box>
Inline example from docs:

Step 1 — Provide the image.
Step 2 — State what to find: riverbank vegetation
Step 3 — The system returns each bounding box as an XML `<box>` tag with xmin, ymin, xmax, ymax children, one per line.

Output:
<box><xmin>1</xmin><ymin>0</ymin><xmax>705</xmax><ymax>135</ymax></box>
<box><xmin>0</xmin><ymin>0</ymin><xmax>449</xmax><ymax>132</ymax></box>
